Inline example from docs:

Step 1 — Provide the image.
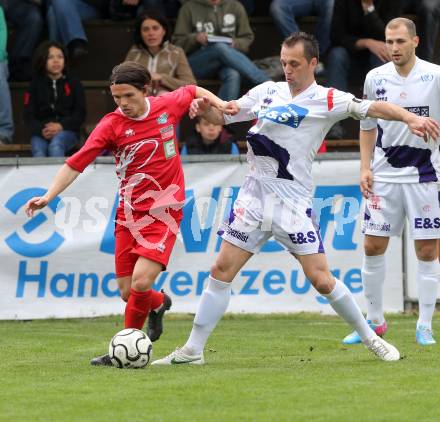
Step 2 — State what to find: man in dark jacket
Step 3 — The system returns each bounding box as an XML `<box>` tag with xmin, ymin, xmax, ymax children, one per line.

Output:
<box><xmin>326</xmin><ymin>0</ymin><xmax>402</xmax><ymax>138</ymax></box>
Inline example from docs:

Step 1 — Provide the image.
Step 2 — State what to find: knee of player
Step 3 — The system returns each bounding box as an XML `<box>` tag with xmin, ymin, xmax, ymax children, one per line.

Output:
<box><xmin>308</xmin><ymin>270</ymin><xmax>333</xmax><ymax>295</ymax></box>
<box><xmin>210</xmin><ymin>262</ymin><xmax>230</xmax><ymax>281</ymax></box>
<box><xmin>364</xmin><ymin>241</ymin><xmax>387</xmax><ymax>257</ymax></box>
<box><xmin>130</xmin><ymin>274</ymin><xmax>152</xmax><ymax>292</ymax></box>
<box><xmin>416</xmin><ymin>244</ymin><xmax>438</xmax><ymax>262</ymax></box>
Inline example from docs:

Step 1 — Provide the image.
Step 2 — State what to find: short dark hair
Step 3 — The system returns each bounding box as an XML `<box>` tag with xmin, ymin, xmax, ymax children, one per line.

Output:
<box><xmin>386</xmin><ymin>17</ymin><xmax>417</xmax><ymax>37</ymax></box>
<box><xmin>109</xmin><ymin>61</ymin><xmax>152</xmax><ymax>90</ymax></box>
<box><xmin>33</xmin><ymin>41</ymin><xmax>68</xmax><ymax>76</ymax></box>
<box><xmin>134</xmin><ymin>9</ymin><xmax>171</xmax><ymax>49</ymax></box>
<box><xmin>282</xmin><ymin>32</ymin><xmax>319</xmax><ymax>63</ymax></box>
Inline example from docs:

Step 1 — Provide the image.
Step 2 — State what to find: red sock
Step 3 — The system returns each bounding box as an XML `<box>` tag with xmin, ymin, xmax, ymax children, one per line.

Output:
<box><xmin>124</xmin><ymin>288</ymin><xmax>153</xmax><ymax>329</ymax></box>
<box><xmin>150</xmin><ymin>289</ymin><xmax>165</xmax><ymax>311</ymax></box>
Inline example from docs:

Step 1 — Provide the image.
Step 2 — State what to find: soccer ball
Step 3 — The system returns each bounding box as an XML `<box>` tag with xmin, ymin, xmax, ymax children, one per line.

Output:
<box><xmin>108</xmin><ymin>328</ymin><xmax>153</xmax><ymax>369</ymax></box>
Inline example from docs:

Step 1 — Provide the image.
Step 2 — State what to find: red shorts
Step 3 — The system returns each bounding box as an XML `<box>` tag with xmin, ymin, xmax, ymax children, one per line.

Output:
<box><xmin>114</xmin><ymin>212</ymin><xmax>182</xmax><ymax>278</ymax></box>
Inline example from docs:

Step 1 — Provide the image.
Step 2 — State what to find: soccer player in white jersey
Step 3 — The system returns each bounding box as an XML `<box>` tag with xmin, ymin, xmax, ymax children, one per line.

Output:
<box><xmin>153</xmin><ymin>32</ymin><xmax>439</xmax><ymax>365</ymax></box>
<box><xmin>343</xmin><ymin>18</ymin><xmax>440</xmax><ymax>347</ymax></box>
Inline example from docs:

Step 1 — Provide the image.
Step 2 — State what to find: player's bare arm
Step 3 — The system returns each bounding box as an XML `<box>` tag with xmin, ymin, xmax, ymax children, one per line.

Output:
<box><xmin>189</xmin><ymin>97</ymin><xmax>240</xmax><ymax>124</ymax></box>
<box><xmin>24</xmin><ymin>164</ymin><xmax>80</xmax><ymax>217</ymax></box>
<box><xmin>359</xmin><ymin>128</ymin><xmax>377</xmax><ymax>198</ymax></box>
<box><xmin>367</xmin><ymin>101</ymin><xmax>440</xmax><ymax>141</ymax></box>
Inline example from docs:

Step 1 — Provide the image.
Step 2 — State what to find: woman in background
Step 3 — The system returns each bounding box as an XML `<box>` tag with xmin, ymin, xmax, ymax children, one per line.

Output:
<box><xmin>125</xmin><ymin>9</ymin><xmax>196</xmax><ymax>96</ymax></box>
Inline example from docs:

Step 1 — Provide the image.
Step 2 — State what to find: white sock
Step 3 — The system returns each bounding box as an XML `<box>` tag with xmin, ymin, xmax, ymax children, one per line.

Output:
<box><xmin>183</xmin><ymin>276</ymin><xmax>232</xmax><ymax>355</ymax></box>
<box><xmin>362</xmin><ymin>254</ymin><xmax>386</xmax><ymax>325</ymax></box>
<box><xmin>417</xmin><ymin>259</ymin><xmax>440</xmax><ymax>330</ymax></box>
<box><xmin>324</xmin><ymin>278</ymin><xmax>376</xmax><ymax>342</ymax></box>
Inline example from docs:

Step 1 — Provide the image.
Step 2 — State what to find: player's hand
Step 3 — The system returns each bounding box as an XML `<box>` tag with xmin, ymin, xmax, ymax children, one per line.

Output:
<box><xmin>366</xmin><ymin>39</ymin><xmax>390</xmax><ymax>63</ymax></box>
<box><xmin>360</xmin><ymin>169</ymin><xmax>374</xmax><ymax>199</ymax></box>
<box><xmin>24</xmin><ymin>196</ymin><xmax>49</xmax><ymax>218</ymax></box>
<box><xmin>407</xmin><ymin>116</ymin><xmax>440</xmax><ymax>142</ymax></box>
<box><xmin>221</xmin><ymin>100</ymin><xmax>240</xmax><ymax>116</ymax></box>
<box><xmin>189</xmin><ymin>97</ymin><xmax>211</xmax><ymax>119</ymax></box>
<box><xmin>122</xmin><ymin>0</ymin><xmax>139</xmax><ymax>5</ymax></box>
<box><xmin>195</xmin><ymin>32</ymin><xmax>208</xmax><ymax>46</ymax></box>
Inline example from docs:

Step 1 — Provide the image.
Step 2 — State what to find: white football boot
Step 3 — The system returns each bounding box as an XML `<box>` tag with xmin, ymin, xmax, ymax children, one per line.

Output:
<box><xmin>363</xmin><ymin>335</ymin><xmax>400</xmax><ymax>361</ymax></box>
<box><xmin>151</xmin><ymin>347</ymin><xmax>204</xmax><ymax>365</ymax></box>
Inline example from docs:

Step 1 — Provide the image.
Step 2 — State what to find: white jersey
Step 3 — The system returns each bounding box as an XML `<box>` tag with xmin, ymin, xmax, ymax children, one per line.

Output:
<box><xmin>224</xmin><ymin>81</ymin><xmax>371</xmax><ymax>199</ymax></box>
<box><xmin>361</xmin><ymin>58</ymin><xmax>440</xmax><ymax>184</ymax></box>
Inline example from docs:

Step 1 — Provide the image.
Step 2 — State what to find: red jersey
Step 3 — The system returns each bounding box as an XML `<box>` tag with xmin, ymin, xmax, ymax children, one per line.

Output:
<box><xmin>66</xmin><ymin>86</ymin><xmax>196</xmax><ymax>220</ymax></box>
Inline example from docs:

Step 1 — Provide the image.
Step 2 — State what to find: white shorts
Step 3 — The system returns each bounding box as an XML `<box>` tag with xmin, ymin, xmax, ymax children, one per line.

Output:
<box><xmin>362</xmin><ymin>182</ymin><xmax>440</xmax><ymax>239</ymax></box>
<box><xmin>217</xmin><ymin>176</ymin><xmax>324</xmax><ymax>255</ymax></box>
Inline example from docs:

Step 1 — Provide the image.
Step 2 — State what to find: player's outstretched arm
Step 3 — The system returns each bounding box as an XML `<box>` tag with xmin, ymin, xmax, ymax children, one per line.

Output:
<box><xmin>359</xmin><ymin>129</ymin><xmax>376</xmax><ymax>198</ymax></box>
<box><xmin>24</xmin><ymin>164</ymin><xmax>80</xmax><ymax>217</ymax></box>
<box><xmin>367</xmin><ymin>101</ymin><xmax>440</xmax><ymax>142</ymax></box>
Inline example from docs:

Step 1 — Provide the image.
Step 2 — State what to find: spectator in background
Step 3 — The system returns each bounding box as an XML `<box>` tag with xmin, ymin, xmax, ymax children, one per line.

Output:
<box><xmin>269</xmin><ymin>0</ymin><xmax>334</xmax><ymax>74</ymax></box>
<box><xmin>125</xmin><ymin>10</ymin><xmax>196</xmax><ymax>96</ymax></box>
<box><xmin>173</xmin><ymin>0</ymin><xmax>270</xmax><ymax>101</ymax></box>
<box><xmin>46</xmin><ymin>0</ymin><xmax>109</xmax><ymax>60</ymax></box>
<box><xmin>2</xmin><ymin>0</ymin><xmax>44</xmax><ymax>81</ymax></box>
<box><xmin>325</xmin><ymin>0</ymin><xmax>402</xmax><ymax>138</ymax></box>
<box><xmin>25</xmin><ymin>41</ymin><xmax>86</xmax><ymax>157</ymax></box>
<box><xmin>0</xmin><ymin>4</ymin><xmax>13</xmax><ymax>144</ymax></box>
<box><xmin>401</xmin><ymin>0</ymin><xmax>440</xmax><ymax>62</ymax></box>
<box><xmin>181</xmin><ymin>116</ymin><xmax>239</xmax><ymax>154</ymax></box>
<box><xmin>127</xmin><ymin>0</ymin><xmax>253</xmax><ymax>18</ymax></box>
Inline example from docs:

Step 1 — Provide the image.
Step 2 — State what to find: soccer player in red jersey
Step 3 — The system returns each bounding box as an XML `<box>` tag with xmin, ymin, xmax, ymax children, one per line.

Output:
<box><xmin>24</xmin><ymin>61</ymin><xmax>229</xmax><ymax>366</ymax></box>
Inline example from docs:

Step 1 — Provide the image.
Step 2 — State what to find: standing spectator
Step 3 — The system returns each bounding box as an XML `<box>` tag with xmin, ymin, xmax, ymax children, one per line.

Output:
<box><xmin>3</xmin><ymin>0</ymin><xmax>44</xmax><ymax>81</ymax></box>
<box><xmin>270</xmin><ymin>0</ymin><xmax>334</xmax><ymax>73</ymax></box>
<box><xmin>325</xmin><ymin>0</ymin><xmax>402</xmax><ymax>138</ymax></box>
<box><xmin>181</xmin><ymin>116</ymin><xmax>239</xmax><ymax>154</ymax></box>
<box><xmin>173</xmin><ymin>0</ymin><xmax>270</xmax><ymax>101</ymax></box>
<box><xmin>0</xmin><ymin>4</ymin><xmax>13</xmax><ymax>144</ymax></box>
<box><xmin>401</xmin><ymin>0</ymin><xmax>440</xmax><ymax>62</ymax></box>
<box><xmin>46</xmin><ymin>0</ymin><xmax>109</xmax><ymax>59</ymax></box>
<box><xmin>25</xmin><ymin>41</ymin><xmax>86</xmax><ymax>157</ymax></box>
<box><xmin>125</xmin><ymin>10</ymin><xmax>196</xmax><ymax>96</ymax></box>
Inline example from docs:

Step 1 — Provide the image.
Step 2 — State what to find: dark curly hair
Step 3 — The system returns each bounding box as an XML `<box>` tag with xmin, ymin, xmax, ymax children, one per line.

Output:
<box><xmin>33</xmin><ymin>41</ymin><xmax>68</xmax><ymax>76</ymax></box>
<box><xmin>134</xmin><ymin>9</ymin><xmax>171</xmax><ymax>50</ymax></box>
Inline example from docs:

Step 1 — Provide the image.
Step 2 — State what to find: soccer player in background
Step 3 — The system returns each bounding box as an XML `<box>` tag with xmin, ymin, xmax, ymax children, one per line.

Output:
<box><xmin>343</xmin><ymin>18</ymin><xmax>440</xmax><ymax>347</ymax></box>
<box><xmin>24</xmin><ymin>61</ymin><xmax>229</xmax><ymax>366</ymax></box>
<box><xmin>152</xmin><ymin>32</ymin><xmax>440</xmax><ymax>366</ymax></box>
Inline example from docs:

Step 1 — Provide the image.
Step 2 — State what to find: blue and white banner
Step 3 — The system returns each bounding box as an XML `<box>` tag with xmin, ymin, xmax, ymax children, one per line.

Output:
<box><xmin>0</xmin><ymin>159</ymin><xmax>404</xmax><ymax>319</ymax></box>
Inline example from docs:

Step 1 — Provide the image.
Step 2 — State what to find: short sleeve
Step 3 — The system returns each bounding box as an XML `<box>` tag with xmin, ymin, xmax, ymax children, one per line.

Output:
<box><xmin>360</xmin><ymin>73</ymin><xmax>377</xmax><ymax>131</ymax></box>
<box><xmin>223</xmin><ymin>83</ymin><xmax>262</xmax><ymax>124</ymax></box>
<box><xmin>65</xmin><ymin>115</ymin><xmax>114</xmax><ymax>172</ymax></box>
<box><xmin>163</xmin><ymin>85</ymin><xmax>196</xmax><ymax>120</ymax></box>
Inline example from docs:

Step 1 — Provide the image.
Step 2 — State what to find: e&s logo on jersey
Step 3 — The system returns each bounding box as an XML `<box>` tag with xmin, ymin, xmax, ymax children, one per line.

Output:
<box><xmin>260</xmin><ymin>103</ymin><xmax>309</xmax><ymax>128</ymax></box>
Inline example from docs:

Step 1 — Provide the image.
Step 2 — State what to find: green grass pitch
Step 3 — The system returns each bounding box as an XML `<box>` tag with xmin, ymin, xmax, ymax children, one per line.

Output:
<box><xmin>1</xmin><ymin>313</ymin><xmax>439</xmax><ymax>422</ymax></box>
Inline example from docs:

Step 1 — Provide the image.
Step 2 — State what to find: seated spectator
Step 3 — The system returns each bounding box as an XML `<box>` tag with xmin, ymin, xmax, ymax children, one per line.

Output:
<box><xmin>24</xmin><ymin>41</ymin><xmax>86</xmax><ymax>157</ymax></box>
<box><xmin>401</xmin><ymin>0</ymin><xmax>440</xmax><ymax>62</ymax></box>
<box><xmin>0</xmin><ymin>4</ymin><xmax>13</xmax><ymax>144</ymax></box>
<box><xmin>46</xmin><ymin>0</ymin><xmax>109</xmax><ymax>59</ymax></box>
<box><xmin>125</xmin><ymin>10</ymin><xmax>196</xmax><ymax>96</ymax></box>
<box><xmin>270</xmin><ymin>0</ymin><xmax>334</xmax><ymax>74</ymax></box>
<box><xmin>173</xmin><ymin>0</ymin><xmax>270</xmax><ymax>101</ymax></box>
<box><xmin>325</xmin><ymin>0</ymin><xmax>402</xmax><ymax>138</ymax></box>
<box><xmin>181</xmin><ymin>116</ymin><xmax>239</xmax><ymax>154</ymax></box>
<box><xmin>3</xmin><ymin>0</ymin><xmax>44</xmax><ymax>81</ymax></box>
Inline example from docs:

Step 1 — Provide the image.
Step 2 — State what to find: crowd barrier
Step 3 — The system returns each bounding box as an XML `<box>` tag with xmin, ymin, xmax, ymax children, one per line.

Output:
<box><xmin>0</xmin><ymin>153</ymin><xmax>423</xmax><ymax>320</ymax></box>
